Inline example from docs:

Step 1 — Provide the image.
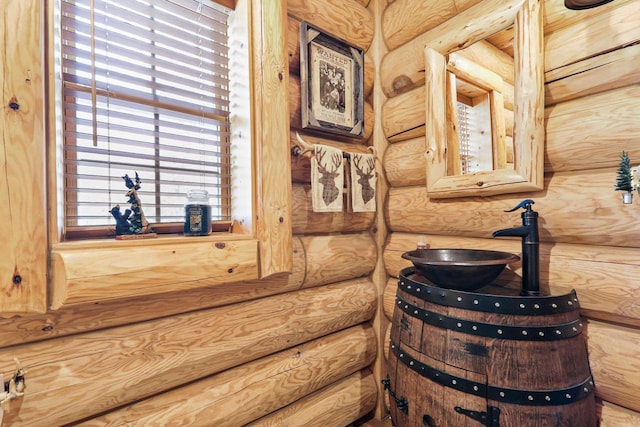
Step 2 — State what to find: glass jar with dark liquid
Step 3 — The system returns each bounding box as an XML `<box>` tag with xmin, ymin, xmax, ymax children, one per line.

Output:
<box><xmin>184</xmin><ymin>189</ymin><xmax>211</xmax><ymax>236</ymax></box>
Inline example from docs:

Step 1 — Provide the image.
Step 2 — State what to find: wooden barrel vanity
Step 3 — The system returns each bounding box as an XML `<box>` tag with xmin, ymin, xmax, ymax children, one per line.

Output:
<box><xmin>385</xmin><ymin>267</ymin><xmax>597</xmax><ymax>427</ymax></box>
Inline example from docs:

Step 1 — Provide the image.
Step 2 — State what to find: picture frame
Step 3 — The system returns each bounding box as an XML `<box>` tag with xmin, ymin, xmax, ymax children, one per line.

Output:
<box><xmin>299</xmin><ymin>22</ymin><xmax>364</xmax><ymax>138</ymax></box>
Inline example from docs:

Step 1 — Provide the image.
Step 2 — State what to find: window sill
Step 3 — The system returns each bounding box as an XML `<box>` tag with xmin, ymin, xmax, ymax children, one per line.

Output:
<box><xmin>50</xmin><ymin>233</ymin><xmax>259</xmax><ymax>310</ymax></box>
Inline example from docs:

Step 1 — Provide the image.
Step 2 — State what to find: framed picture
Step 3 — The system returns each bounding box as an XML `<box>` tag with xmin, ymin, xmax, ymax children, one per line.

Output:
<box><xmin>300</xmin><ymin>22</ymin><xmax>364</xmax><ymax>138</ymax></box>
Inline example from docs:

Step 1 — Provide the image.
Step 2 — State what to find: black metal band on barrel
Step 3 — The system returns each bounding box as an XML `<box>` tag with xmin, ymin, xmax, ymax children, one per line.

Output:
<box><xmin>390</xmin><ymin>341</ymin><xmax>595</xmax><ymax>406</ymax></box>
<box><xmin>399</xmin><ymin>267</ymin><xmax>580</xmax><ymax>315</ymax></box>
<box><xmin>395</xmin><ymin>294</ymin><xmax>583</xmax><ymax>340</ymax></box>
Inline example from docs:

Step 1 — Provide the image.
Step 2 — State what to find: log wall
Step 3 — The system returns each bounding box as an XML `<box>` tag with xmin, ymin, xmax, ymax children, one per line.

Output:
<box><xmin>380</xmin><ymin>0</ymin><xmax>640</xmax><ymax>424</ymax></box>
<box><xmin>0</xmin><ymin>0</ymin><xmax>379</xmax><ymax>426</ymax></box>
<box><xmin>7</xmin><ymin>0</ymin><xmax>637</xmax><ymax>425</ymax></box>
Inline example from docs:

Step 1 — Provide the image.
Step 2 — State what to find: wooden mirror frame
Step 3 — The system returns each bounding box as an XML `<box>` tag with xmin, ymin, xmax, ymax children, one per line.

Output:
<box><xmin>425</xmin><ymin>0</ymin><xmax>544</xmax><ymax>198</ymax></box>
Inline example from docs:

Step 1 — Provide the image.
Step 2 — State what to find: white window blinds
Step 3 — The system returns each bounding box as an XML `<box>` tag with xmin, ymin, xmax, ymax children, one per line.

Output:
<box><xmin>59</xmin><ymin>0</ymin><xmax>231</xmax><ymax>233</ymax></box>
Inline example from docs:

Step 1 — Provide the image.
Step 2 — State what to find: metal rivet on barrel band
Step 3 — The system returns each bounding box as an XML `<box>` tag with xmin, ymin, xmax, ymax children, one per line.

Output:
<box><xmin>566</xmin><ymin>394</ymin><xmax>571</xmax><ymax>399</ymax></box>
<box><xmin>407</xmin><ymin>285</ymin><xmax>412</xmax><ymax>290</ymax></box>
<box><xmin>473</xmin><ymin>300</ymin><xmax>479</xmax><ymax>305</ymax></box>
<box><xmin>528</xmin><ymin>395</ymin><xmax>533</xmax><ymax>401</ymax></box>
<box><xmin>414</xmin><ymin>310</ymin><xmax>419</xmax><ymax>315</ymax></box>
<box><xmin>499</xmin><ymin>392</ymin><xmax>505</xmax><ymax>397</ymax></box>
<box><xmin>452</xmin><ymin>380</ymin><xmax>457</xmax><ymax>385</ymax></box>
<box><xmin>522</xmin><ymin>330</ymin><xmax>528</xmax><ymax>335</ymax></box>
<box><xmin>545</xmin><ymin>396</ymin><xmax>551</xmax><ymax>401</ymax></box>
<box><xmin>495</xmin><ymin>302</ymin><xmax>500</xmax><ymax>307</ymax></box>
<box><xmin>519</xmin><ymin>303</ymin><xmax>525</xmax><ymax>308</ymax></box>
<box><xmin>497</xmin><ymin>329</ymin><xmax>503</xmax><ymax>334</ymax></box>
<box><xmin>416</xmin><ymin>288</ymin><xmax>421</xmax><ymax>292</ymax></box>
<box><xmin>568</xmin><ymin>301</ymin><xmax>573</xmax><ymax>305</ymax></box>
<box><xmin>534</xmin><ymin>304</ymin><xmax>540</xmax><ymax>309</ymax></box>
<box><xmin>539</xmin><ymin>332</ymin><xmax>545</xmax><ymax>336</ymax></box>
<box><xmin>552</xmin><ymin>303</ymin><xmax>558</xmax><ymax>308</ymax></box>
<box><xmin>472</xmin><ymin>325</ymin><xmax>478</xmax><ymax>330</ymax></box>
<box><xmin>457</xmin><ymin>323</ymin><xmax>462</xmax><ymax>328</ymax></box>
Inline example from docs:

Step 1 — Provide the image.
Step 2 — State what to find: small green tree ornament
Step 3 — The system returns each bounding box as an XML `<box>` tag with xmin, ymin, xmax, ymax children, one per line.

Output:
<box><xmin>615</xmin><ymin>151</ymin><xmax>634</xmax><ymax>203</ymax></box>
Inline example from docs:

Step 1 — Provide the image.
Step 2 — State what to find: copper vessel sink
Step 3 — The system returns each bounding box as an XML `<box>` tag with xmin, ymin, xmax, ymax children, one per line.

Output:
<box><xmin>402</xmin><ymin>248</ymin><xmax>520</xmax><ymax>291</ymax></box>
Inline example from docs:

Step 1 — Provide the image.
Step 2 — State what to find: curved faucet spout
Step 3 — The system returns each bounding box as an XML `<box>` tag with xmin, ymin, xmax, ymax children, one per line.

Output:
<box><xmin>492</xmin><ymin>225</ymin><xmax>531</xmax><ymax>238</ymax></box>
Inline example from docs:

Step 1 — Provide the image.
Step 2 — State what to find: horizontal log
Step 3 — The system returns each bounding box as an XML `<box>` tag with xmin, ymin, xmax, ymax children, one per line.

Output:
<box><xmin>248</xmin><ymin>369</ymin><xmax>377</xmax><ymax>427</ymax></box>
<box><xmin>381</xmin><ymin>86</ymin><xmax>425</xmax><ymax>141</ymax></box>
<box><xmin>588</xmin><ymin>320</ymin><xmax>640</xmax><ymax>413</ymax></box>
<box><xmin>287</xmin><ymin>0</ymin><xmax>374</xmax><ymax>52</ymax></box>
<box><xmin>79</xmin><ymin>325</ymin><xmax>376</xmax><ymax>426</ymax></box>
<box><xmin>388</xmin><ymin>169</ymin><xmax>640</xmax><ymax>247</ymax></box>
<box><xmin>383</xmin><ymin>137</ymin><xmax>426</xmax><ymax>187</ymax></box>
<box><xmin>545</xmin><ymin>43</ymin><xmax>640</xmax><ymax>106</ymax></box>
<box><xmin>290</xmin><ymin>74</ymin><xmax>374</xmax><ymax>143</ymax></box>
<box><xmin>381</xmin><ymin>0</ymin><xmax>483</xmax><ymax>52</ymax></box>
<box><xmin>287</xmin><ymin>16</ymin><xmax>375</xmax><ymax>98</ymax></box>
<box><xmin>50</xmin><ymin>238</ymin><xmax>260</xmax><ymax>309</ymax></box>
<box><xmin>384</xmin><ymin>233</ymin><xmax>640</xmax><ymax>326</ymax></box>
<box><xmin>599</xmin><ymin>400</ymin><xmax>640</xmax><ymax>426</ymax></box>
<box><xmin>300</xmin><ymin>232</ymin><xmax>376</xmax><ymax>288</ymax></box>
<box><xmin>545</xmin><ymin>85</ymin><xmax>640</xmax><ymax>172</ymax></box>
<box><xmin>544</xmin><ymin>1</ymin><xmax>640</xmax><ymax>73</ymax></box>
<box><xmin>0</xmin><ymin>280</ymin><xmax>376</xmax><ymax>426</ymax></box>
<box><xmin>0</xmin><ymin>238</ymin><xmax>305</xmax><ymax>347</ymax></box>
<box><xmin>380</xmin><ymin>0</ymin><xmax>523</xmax><ymax>97</ymax></box>
<box><xmin>543</xmin><ymin>0</ymin><xmax>634</xmax><ymax>34</ymax></box>
<box><xmin>292</xmin><ymin>184</ymin><xmax>375</xmax><ymax>234</ymax></box>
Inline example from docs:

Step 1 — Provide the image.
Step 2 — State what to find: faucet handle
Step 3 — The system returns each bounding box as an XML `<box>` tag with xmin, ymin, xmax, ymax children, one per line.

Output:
<box><xmin>505</xmin><ymin>199</ymin><xmax>535</xmax><ymax>213</ymax></box>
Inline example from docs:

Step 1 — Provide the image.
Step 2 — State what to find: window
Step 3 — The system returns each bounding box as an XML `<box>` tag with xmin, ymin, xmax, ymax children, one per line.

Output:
<box><xmin>48</xmin><ymin>0</ymin><xmax>293</xmax><ymax>307</ymax></box>
<box><xmin>55</xmin><ymin>0</ymin><xmax>234</xmax><ymax>238</ymax></box>
<box><xmin>457</xmin><ymin>100</ymin><xmax>493</xmax><ymax>175</ymax></box>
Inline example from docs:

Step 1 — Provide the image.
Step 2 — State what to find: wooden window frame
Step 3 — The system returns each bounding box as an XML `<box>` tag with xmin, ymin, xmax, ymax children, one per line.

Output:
<box><xmin>47</xmin><ymin>0</ymin><xmax>292</xmax><ymax>309</ymax></box>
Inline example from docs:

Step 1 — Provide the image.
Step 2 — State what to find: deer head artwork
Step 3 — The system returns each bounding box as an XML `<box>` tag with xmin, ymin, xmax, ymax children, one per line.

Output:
<box><xmin>353</xmin><ymin>154</ymin><xmax>375</xmax><ymax>204</ymax></box>
<box><xmin>314</xmin><ymin>147</ymin><xmax>343</xmax><ymax>206</ymax></box>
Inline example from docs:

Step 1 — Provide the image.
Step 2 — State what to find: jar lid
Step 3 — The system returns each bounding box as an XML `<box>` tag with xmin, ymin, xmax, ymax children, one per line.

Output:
<box><xmin>187</xmin><ymin>188</ymin><xmax>210</xmax><ymax>199</ymax></box>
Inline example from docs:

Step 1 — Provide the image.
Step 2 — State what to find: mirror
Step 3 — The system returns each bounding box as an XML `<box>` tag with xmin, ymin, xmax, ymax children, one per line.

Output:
<box><xmin>425</xmin><ymin>0</ymin><xmax>544</xmax><ymax>198</ymax></box>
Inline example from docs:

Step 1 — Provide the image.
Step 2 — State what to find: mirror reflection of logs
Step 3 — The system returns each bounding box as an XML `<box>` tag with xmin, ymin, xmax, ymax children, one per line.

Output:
<box><xmin>446</xmin><ymin>29</ymin><xmax>514</xmax><ymax>176</ymax></box>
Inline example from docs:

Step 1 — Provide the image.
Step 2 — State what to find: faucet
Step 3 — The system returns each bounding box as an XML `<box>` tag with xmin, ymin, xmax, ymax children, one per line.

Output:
<box><xmin>492</xmin><ymin>199</ymin><xmax>540</xmax><ymax>296</ymax></box>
